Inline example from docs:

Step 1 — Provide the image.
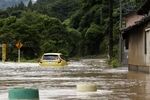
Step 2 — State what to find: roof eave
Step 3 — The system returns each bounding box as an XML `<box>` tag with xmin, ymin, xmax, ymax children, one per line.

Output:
<box><xmin>122</xmin><ymin>16</ymin><xmax>150</xmax><ymax>38</ymax></box>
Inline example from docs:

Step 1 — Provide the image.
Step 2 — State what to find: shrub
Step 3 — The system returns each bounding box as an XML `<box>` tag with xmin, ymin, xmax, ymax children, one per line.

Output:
<box><xmin>109</xmin><ymin>58</ymin><xmax>120</xmax><ymax>68</ymax></box>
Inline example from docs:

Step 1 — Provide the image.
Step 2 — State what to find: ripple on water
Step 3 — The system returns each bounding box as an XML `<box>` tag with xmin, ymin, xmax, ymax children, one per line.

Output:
<box><xmin>0</xmin><ymin>60</ymin><xmax>148</xmax><ymax>100</ymax></box>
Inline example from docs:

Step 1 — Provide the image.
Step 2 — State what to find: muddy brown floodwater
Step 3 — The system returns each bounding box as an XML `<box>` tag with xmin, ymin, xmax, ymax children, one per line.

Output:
<box><xmin>0</xmin><ymin>59</ymin><xmax>150</xmax><ymax>100</ymax></box>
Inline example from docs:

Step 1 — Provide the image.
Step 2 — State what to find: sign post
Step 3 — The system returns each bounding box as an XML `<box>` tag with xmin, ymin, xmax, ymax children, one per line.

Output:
<box><xmin>2</xmin><ymin>43</ymin><xmax>6</xmax><ymax>63</ymax></box>
<box><xmin>15</xmin><ymin>41</ymin><xmax>23</xmax><ymax>63</ymax></box>
<box><xmin>18</xmin><ymin>48</ymin><xmax>20</xmax><ymax>63</ymax></box>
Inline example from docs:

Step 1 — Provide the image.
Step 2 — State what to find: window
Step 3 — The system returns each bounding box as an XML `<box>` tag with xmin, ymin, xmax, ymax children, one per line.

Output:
<box><xmin>43</xmin><ymin>55</ymin><xmax>58</xmax><ymax>60</ymax></box>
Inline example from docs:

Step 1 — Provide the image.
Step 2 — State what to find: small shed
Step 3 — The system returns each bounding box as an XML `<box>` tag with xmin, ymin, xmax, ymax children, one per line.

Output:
<box><xmin>122</xmin><ymin>0</ymin><xmax>150</xmax><ymax>73</ymax></box>
<box><xmin>121</xmin><ymin>11</ymin><xmax>144</xmax><ymax>66</ymax></box>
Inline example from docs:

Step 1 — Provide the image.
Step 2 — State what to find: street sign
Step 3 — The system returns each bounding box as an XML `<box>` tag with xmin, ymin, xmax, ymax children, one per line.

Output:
<box><xmin>15</xmin><ymin>41</ymin><xmax>23</xmax><ymax>63</ymax></box>
<box><xmin>16</xmin><ymin>42</ymin><xmax>23</xmax><ymax>49</ymax></box>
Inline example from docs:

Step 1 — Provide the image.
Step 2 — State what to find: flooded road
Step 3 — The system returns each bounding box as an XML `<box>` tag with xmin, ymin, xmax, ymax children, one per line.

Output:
<box><xmin>0</xmin><ymin>59</ymin><xmax>150</xmax><ymax>100</ymax></box>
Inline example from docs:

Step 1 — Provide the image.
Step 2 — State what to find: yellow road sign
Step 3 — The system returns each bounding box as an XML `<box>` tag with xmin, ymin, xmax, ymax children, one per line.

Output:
<box><xmin>16</xmin><ymin>42</ymin><xmax>23</xmax><ymax>49</ymax></box>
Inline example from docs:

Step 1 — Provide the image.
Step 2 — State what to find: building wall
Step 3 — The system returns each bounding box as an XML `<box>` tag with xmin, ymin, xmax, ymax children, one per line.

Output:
<box><xmin>128</xmin><ymin>26</ymin><xmax>146</xmax><ymax>66</ymax></box>
<box><xmin>145</xmin><ymin>23</ymin><xmax>150</xmax><ymax>66</ymax></box>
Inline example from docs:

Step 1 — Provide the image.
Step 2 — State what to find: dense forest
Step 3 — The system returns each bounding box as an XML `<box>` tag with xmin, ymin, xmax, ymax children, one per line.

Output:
<box><xmin>0</xmin><ymin>0</ymin><xmax>145</xmax><ymax>61</ymax></box>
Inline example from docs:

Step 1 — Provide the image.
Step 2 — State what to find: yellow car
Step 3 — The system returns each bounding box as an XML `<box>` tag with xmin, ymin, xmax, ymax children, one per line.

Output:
<box><xmin>39</xmin><ymin>53</ymin><xmax>68</xmax><ymax>68</ymax></box>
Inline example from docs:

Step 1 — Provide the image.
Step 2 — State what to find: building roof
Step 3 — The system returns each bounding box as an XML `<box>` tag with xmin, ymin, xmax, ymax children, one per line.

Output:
<box><xmin>122</xmin><ymin>16</ymin><xmax>150</xmax><ymax>38</ymax></box>
<box><xmin>137</xmin><ymin>0</ymin><xmax>150</xmax><ymax>15</ymax></box>
<box><xmin>43</xmin><ymin>53</ymin><xmax>62</xmax><ymax>56</ymax></box>
<box><xmin>122</xmin><ymin>0</ymin><xmax>150</xmax><ymax>38</ymax></box>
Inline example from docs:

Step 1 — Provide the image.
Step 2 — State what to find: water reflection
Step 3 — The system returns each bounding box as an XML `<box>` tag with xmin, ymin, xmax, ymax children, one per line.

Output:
<box><xmin>127</xmin><ymin>72</ymin><xmax>150</xmax><ymax>100</ymax></box>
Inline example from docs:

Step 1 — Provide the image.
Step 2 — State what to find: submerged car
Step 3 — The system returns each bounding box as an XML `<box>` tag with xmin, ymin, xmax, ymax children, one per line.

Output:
<box><xmin>39</xmin><ymin>53</ymin><xmax>68</xmax><ymax>67</ymax></box>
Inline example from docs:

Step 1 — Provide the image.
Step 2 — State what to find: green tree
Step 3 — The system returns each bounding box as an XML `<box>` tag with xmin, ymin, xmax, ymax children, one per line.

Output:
<box><xmin>28</xmin><ymin>0</ymin><xmax>33</xmax><ymax>8</ymax></box>
<box><xmin>85</xmin><ymin>23</ymin><xmax>104</xmax><ymax>55</ymax></box>
<box><xmin>33</xmin><ymin>0</ymin><xmax>81</xmax><ymax>21</ymax></box>
<box><xmin>18</xmin><ymin>1</ymin><xmax>25</xmax><ymax>10</ymax></box>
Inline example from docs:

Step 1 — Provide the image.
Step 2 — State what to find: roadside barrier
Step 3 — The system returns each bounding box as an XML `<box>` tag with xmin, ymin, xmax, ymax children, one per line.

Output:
<box><xmin>8</xmin><ymin>87</ymin><xmax>39</xmax><ymax>100</ymax></box>
<box><xmin>76</xmin><ymin>83</ymin><xmax>97</xmax><ymax>92</ymax></box>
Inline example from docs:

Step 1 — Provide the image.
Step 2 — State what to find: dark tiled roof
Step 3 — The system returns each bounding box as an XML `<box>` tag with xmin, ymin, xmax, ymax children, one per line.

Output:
<box><xmin>122</xmin><ymin>16</ymin><xmax>150</xmax><ymax>38</ymax></box>
<box><xmin>122</xmin><ymin>0</ymin><xmax>150</xmax><ymax>38</ymax></box>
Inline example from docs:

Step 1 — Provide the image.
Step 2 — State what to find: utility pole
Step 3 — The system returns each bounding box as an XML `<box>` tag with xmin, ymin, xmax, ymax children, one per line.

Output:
<box><xmin>108</xmin><ymin>0</ymin><xmax>113</xmax><ymax>60</ymax></box>
<box><xmin>119</xmin><ymin>0</ymin><xmax>122</xmax><ymax>64</ymax></box>
<box><xmin>100</xmin><ymin>7</ymin><xmax>103</xmax><ymax>24</ymax></box>
<box><xmin>120</xmin><ymin>0</ymin><xmax>122</xmax><ymax>29</ymax></box>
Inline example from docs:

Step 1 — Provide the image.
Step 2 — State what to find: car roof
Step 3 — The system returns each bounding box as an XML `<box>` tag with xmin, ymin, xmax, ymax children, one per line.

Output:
<box><xmin>43</xmin><ymin>53</ymin><xmax>62</xmax><ymax>56</ymax></box>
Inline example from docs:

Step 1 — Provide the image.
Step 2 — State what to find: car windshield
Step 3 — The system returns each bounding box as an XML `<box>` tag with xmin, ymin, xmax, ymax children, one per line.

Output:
<box><xmin>43</xmin><ymin>55</ymin><xmax>59</xmax><ymax>60</ymax></box>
